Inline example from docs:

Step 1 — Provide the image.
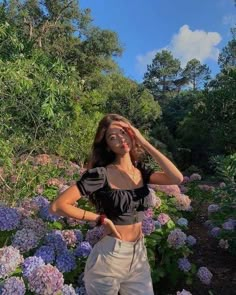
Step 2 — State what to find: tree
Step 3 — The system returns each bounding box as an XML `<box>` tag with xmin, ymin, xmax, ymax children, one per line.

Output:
<box><xmin>143</xmin><ymin>50</ymin><xmax>181</xmax><ymax>99</ymax></box>
<box><xmin>218</xmin><ymin>28</ymin><xmax>236</xmax><ymax>70</ymax></box>
<box><xmin>182</xmin><ymin>58</ymin><xmax>211</xmax><ymax>90</ymax></box>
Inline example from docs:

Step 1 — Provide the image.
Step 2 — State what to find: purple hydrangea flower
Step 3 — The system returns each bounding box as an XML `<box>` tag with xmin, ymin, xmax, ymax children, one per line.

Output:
<box><xmin>22</xmin><ymin>256</ymin><xmax>45</xmax><ymax>278</ymax></box>
<box><xmin>210</xmin><ymin>227</ymin><xmax>221</xmax><ymax>238</ymax></box>
<box><xmin>176</xmin><ymin>289</ymin><xmax>192</xmax><ymax>295</ymax></box>
<box><xmin>62</xmin><ymin>284</ymin><xmax>77</xmax><ymax>295</ymax></box>
<box><xmin>197</xmin><ymin>266</ymin><xmax>213</xmax><ymax>285</ymax></box>
<box><xmin>189</xmin><ymin>173</ymin><xmax>201</xmax><ymax>181</ymax></box>
<box><xmin>75</xmin><ymin>242</ymin><xmax>92</xmax><ymax>258</ymax></box>
<box><xmin>186</xmin><ymin>235</ymin><xmax>197</xmax><ymax>246</ymax></box>
<box><xmin>146</xmin><ymin>188</ymin><xmax>159</xmax><ymax>208</ymax></box>
<box><xmin>35</xmin><ymin>245</ymin><xmax>55</xmax><ymax>264</ymax></box>
<box><xmin>167</xmin><ymin>229</ymin><xmax>187</xmax><ymax>249</ymax></box>
<box><xmin>39</xmin><ymin>204</ymin><xmax>61</xmax><ymax>222</ymax></box>
<box><xmin>75</xmin><ymin>286</ymin><xmax>87</xmax><ymax>295</ymax></box>
<box><xmin>0</xmin><ymin>276</ymin><xmax>26</xmax><ymax>295</ymax></box>
<box><xmin>12</xmin><ymin>228</ymin><xmax>40</xmax><ymax>252</ymax></box>
<box><xmin>17</xmin><ymin>198</ymin><xmax>40</xmax><ymax>217</ymax></box>
<box><xmin>157</xmin><ymin>213</ymin><xmax>170</xmax><ymax>225</ymax></box>
<box><xmin>45</xmin><ymin>230</ymin><xmax>67</xmax><ymax>253</ymax></box>
<box><xmin>178</xmin><ymin>257</ymin><xmax>191</xmax><ymax>272</ymax></box>
<box><xmin>177</xmin><ymin>218</ymin><xmax>188</xmax><ymax>227</ymax></box>
<box><xmin>0</xmin><ymin>246</ymin><xmax>24</xmax><ymax>279</ymax></box>
<box><xmin>85</xmin><ymin>226</ymin><xmax>105</xmax><ymax>247</ymax></box>
<box><xmin>208</xmin><ymin>204</ymin><xmax>220</xmax><ymax>215</ymax></box>
<box><xmin>0</xmin><ymin>206</ymin><xmax>21</xmax><ymax>231</ymax></box>
<box><xmin>142</xmin><ymin>217</ymin><xmax>155</xmax><ymax>235</ymax></box>
<box><xmin>28</xmin><ymin>264</ymin><xmax>64</xmax><ymax>294</ymax></box>
<box><xmin>20</xmin><ymin>217</ymin><xmax>47</xmax><ymax>239</ymax></box>
<box><xmin>55</xmin><ymin>250</ymin><xmax>77</xmax><ymax>273</ymax></box>
<box><xmin>144</xmin><ymin>208</ymin><xmax>154</xmax><ymax>218</ymax></box>
<box><xmin>74</xmin><ymin>229</ymin><xmax>83</xmax><ymax>243</ymax></box>
<box><xmin>31</xmin><ymin>195</ymin><xmax>49</xmax><ymax>208</ymax></box>
<box><xmin>222</xmin><ymin>220</ymin><xmax>235</xmax><ymax>231</ymax></box>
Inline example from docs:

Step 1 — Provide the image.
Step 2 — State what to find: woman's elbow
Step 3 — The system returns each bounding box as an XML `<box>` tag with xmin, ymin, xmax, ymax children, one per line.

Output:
<box><xmin>175</xmin><ymin>174</ymin><xmax>184</xmax><ymax>185</ymax></box>
<box><xmin>49</xmin><ymin>202</ymin><xmax>58</xmax><ymax>215</ymax></box>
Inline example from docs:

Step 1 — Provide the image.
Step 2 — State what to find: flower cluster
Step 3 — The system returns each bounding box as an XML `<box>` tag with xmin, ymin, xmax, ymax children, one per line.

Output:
<box><xmin>157</xmin><ymin>213</ymin><xmax>170</xmax><ymax>225</ymax></box>
<box><xmin>177</xmin><ymin>218</ymin><xmax>188</xmax><ymax>228</ymax></box>
<box><xmin>75</xmin><ymin>242</ymin><xmax>92</xmax><ymax>258</ymax></box>
<box><xmin>177</xmin><ymin>258</ymin><xmax>191</xmax><ymax>272</ymax></box>
<box><xmin>197</xmin><ymin>266</ymin><xmax>213</xmax><ymax>285</ymax></box>
<box><xmin>22</xmin><ymin>256</ymin><xmax>45</xmax><ymax>278</ymax></box>
<box><xmin>55</xmin><ymin>250</ymin><xmax>76</xmax><ymax>273</ymax></box>
<box><xmin>186</xmin><ymin>235</ymin><xmax>197</xmax><ymax>246</ymax></box>
<box><xmin>167</xmin><ymin>229</ymin><xmax>186</xmax><ymax>249</ymax></box>
<box><xmin>12</xmin><ymin>228</ymin><xmax>40</xmax><ymax>252</ymax></box>
<box><xmin>142</xmin><ymin>217</ymin><xmax>155</xmax><ymax>235</ymax></box>
<box><xmin>0</xmin><ymin>246</ymin><xmax>24</xmax><ymax>278</ymax></box>
<box><xmin>45</xmin><ymin>230</ymin><xmax>67</xmax><ymax>253</ymax></box>
<box><xmin>28</xmin><ymin>264</ymin><xmax>64</xmax><ymax>294</ymax></box>
<box><xmin>207</xmin><ymin>204</ymin><xmax>220</xmax><ymax>215</ymax></box>
<box><xmin>155</xmin><ymin>185</ymin><xmax>181</xmax><ymax>197</ymax></box>
<box><xmin>174</xmin><ymin>194</ymin><xmax>192</xmax><ymax>211</ymax></box>
<box><xmin>189</xmin><ymin>173</ymin><xmax>201</xmax><ymax>181</ymax></box>
<box><xmin>62</xmin><ymin>284</ymin><xmax>77</xmax><ymax>295</ymax></box>
<box><xmin>35</xmin><ymin>245</ymin><xmax>55</xmax><ymax>264</ymax></box>
<box><xmin>85</xmin><ymin>226</ymin><xmax>105</xmax><ymax>247</ymax></box>
<box><xmin>0</xmin><ymin>276</ymin><xmax>26</xmax><ymax>295</ymax></box>
<box><xmin>20</xmin><ymin>217</ymin><xmax>47</xmax><ymax>239</ymax></box>
<box><xmin>0</xmin><ymin>206</ymin><xmax>21</xmax><ymax>231</ymax></box>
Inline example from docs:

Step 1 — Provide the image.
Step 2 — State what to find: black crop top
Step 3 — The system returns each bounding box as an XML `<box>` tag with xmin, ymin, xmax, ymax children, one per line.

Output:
<box><xmin>76</xmin><ymin>163</ymin><xmax>154</xmax><ymax>225</ymax></box>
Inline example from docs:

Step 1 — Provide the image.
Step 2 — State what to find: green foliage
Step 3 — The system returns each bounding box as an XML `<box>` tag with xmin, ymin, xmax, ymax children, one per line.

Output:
<box><xmin>210</xmin><ymin>153</ymin><xmax>236</xmax><ymax>183</ymax></box>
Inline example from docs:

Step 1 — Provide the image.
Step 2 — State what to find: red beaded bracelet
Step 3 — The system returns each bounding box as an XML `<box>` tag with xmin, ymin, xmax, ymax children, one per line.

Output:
<box><xmin>96</xmin><ymin>214</ymin><xmax>106</xmax><ymax>226</ymax></box>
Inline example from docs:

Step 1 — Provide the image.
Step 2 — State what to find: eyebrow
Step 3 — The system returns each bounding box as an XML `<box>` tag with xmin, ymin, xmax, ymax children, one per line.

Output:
<box><xmin>106</xmin><ymin>128</ymin><xmax>124</xmax><ymax>138</ymax></box>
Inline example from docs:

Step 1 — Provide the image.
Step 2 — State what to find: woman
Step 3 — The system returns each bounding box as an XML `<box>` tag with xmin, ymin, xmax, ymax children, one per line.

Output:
<box><xmin>50</xmin><ymin>113</ymin><xmax>183</xmax><ymax>295</ymax></box>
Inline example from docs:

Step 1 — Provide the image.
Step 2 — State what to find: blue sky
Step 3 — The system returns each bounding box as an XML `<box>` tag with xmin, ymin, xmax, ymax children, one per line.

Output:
<box><xmin>80</xmin><ymin>0</ymin><xmax>236</xmax><ymax>82</ymax></box>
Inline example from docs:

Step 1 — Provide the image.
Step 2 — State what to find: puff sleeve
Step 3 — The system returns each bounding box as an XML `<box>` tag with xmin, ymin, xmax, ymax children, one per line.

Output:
<box><xmin>136</xmin><ymin>162</ymin><xmax>155</xmax><ymax>184</ymax></box>
<box><xmin>76</xmin><ymin>167</ymin><xmax>106</xmax><ymax>197</ymax></box>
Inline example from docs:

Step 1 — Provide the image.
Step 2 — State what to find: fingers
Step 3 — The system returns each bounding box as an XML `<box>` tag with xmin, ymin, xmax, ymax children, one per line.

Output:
<box><xmin>104</xmin><ymin>219</ymin><xmax>122</xmax><ymax>240</ymax></box>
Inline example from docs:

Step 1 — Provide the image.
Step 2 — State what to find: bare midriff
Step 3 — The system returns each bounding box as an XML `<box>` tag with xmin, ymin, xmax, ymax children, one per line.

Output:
<box><xmin>111</xmin><ymin>222</ymin><xmax>143</xmax><ymax>242</ymax></box>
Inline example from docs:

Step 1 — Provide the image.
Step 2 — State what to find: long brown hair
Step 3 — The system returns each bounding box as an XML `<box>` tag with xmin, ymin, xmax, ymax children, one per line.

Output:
<box><xmin>87</xmin><ymin>114</ymin><xmax>144</xmax><ymax>168</ymax></box>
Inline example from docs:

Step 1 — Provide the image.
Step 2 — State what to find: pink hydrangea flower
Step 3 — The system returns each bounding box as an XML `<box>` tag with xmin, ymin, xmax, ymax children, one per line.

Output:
<box><xmin>189</xmin><ymin>173</ymin><xmax>201</xmax><ymax>181</ymax></box>
<box><xmin>157</xmin><ymin>213</ymin><xmax>170</xmax><ymax>225</ymax></box>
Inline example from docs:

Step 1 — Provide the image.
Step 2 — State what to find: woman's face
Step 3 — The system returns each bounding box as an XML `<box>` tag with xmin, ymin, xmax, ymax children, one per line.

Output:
<box><xmin>105</xmin><ymin>121</ymin><xmax>133</xmax><ymax>155</ymax></box>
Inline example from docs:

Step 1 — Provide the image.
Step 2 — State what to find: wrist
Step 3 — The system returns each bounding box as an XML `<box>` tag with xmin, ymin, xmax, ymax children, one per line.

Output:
<box><xmin>96</xmin><ymin>214</ymin><xmax>106</xmax><ymax>226</ymax></box>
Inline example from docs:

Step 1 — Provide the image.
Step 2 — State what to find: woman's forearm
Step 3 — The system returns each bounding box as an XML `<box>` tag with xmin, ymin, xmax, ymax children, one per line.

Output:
<box><xmin>142</xmin><ymin>140</ymin><xmax>183</xmax><ymax>183</ymax></box>
<box><xmin>50</xmin><ymin>203</ymin><xmax>99</xmax><ymax>222</ymax></box>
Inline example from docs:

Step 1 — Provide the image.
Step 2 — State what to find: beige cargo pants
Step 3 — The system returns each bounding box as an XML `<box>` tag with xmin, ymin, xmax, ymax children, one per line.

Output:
<box><xmin>84</xmin><ymin>235</ymin><xmax>154</xmax><ymax>295</ymax></box>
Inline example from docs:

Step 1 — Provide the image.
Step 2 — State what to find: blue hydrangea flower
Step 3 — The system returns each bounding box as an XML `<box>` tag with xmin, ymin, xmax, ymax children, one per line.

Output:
<box><xmin>35</xmin><ymin>245</ymin><xmax>55</xmax><ymax>264</ymax></box>
<box><xmin>210</xmin><ymin>227</ymin><xmax>221</xmax><ymax>238</ymax></box>
<box><xmin>177</xmin><ymin>218</ymin><xmax>188</xmax><ymax>227</ymax></box>
<box><xmin>39</xmin><ymin>204</ymin><xmax>61</xmax><ymax>222</ymax></box>
<box><xmin>74</xmin><ymin>229</ymin><xmax>83</xmax><ymax>244</ymax></box>
<box><xmin>0</xmin><ymin>206</ymin><xmax>21</xmax><ymax>231</ymax></box>
<box><xmin>62</xmin><ymin>284</ymin><xmax>77</xmax><ymax>295</ymax></box>
<box><xmin>22</xmin><ymin>256</ymin><xmax>45</xmax><ymax>278</ymax></box>
<box><xmin>177</xmin><ymin>257</ymin><xmax>191</xmax><ymax>272</ymax></box>
<box><xmin>75</xmin><ymin>242</ymin><xmax>92</xmax><ymax>258</ymax></box>
<box><xmin>28</xmin><ymin>264</ymin><xmax>64</xmax><ymax>294</ymax></box>
<box><xmin>177</xmin><ymin>289</ymin><xmax>192</xmax><ymax>295</ymax></box>
<box><xmin>186</xmin><ymin>235</ymin><xmax>197</xmax><ymax>246</ymax></box>
<box><xmin>154</xmin><ymin>220</ymin><xmax>162</xmax><ymax>229</ymax></box>
<box><xmin>0</xmin><ymin>276</ymin><xmax>26</xmax><ymax>295</ymax></box>
<box><xmin>45</xmin><ymin>230</ymin><xmax>67</xmax><ymax>253</ymax></box>
<box><xmin>31</xmin><ymin>195</ymin><xmax>49</xmax><ymax>208</ymax></box>
<box><xmin>12</xmin><ymin>228</ymin><xmax>40</xmax><ymax>252</ymax></box>
<box><xmin>55</xmin><ymin>250</ymin><xmax>77</xmax><ymax>273</ymax></box>
<box><xmin>0</xmin><ymin>246</ymin><xmax>24</xmax><ymax>279</ymax></box>
<box><xmin>75</xmin><ymin>286</ymin><xmax>87</xmax><ymax>295</ymax></box>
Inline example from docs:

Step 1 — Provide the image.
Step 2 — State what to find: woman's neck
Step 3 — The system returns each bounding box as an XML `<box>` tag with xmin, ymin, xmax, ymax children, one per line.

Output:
<box><xmin>113</xmin><ymin>154</ymin><xmax>134</xmax><ymax>170</ymax></box>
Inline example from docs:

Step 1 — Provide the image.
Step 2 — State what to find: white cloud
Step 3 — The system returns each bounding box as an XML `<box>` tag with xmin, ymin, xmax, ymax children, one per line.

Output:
<box><xmin>136</xmin><ymin>25</ymin><xmax>222</xmax><ymax>76</ymax></box>
<box><xmin>170</xmin><ymin>25</ymin><xmax>222</xmax><ymax>66</ymax></box>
